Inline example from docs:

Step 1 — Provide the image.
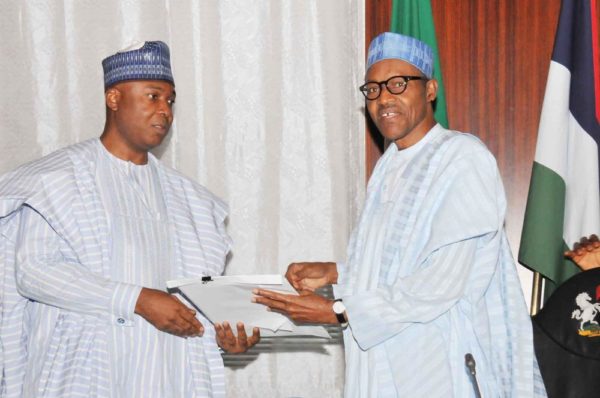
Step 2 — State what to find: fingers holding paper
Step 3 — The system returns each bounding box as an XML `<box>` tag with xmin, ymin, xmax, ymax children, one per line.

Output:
<box><xmin>253</xmin><ymin>289</ymin><xmax>338</xmax><ymax>324</ymax></box>
<box><xmin>215</xmin><ymin>321</ymin><xmax>260</xmax><ymax>353</ymax></box>
<box><xmin>285</xmin><ymin>262</ymin><xmax>338</xmax><ymax>292</ymax></box>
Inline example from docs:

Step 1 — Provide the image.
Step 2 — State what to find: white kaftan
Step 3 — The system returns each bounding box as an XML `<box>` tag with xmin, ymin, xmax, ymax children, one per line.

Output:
<box><xmin>0</xmin><ymin>139</ymin><xmax>230</xmax><ymax>397</ymax></box>
<box><xmin>334</xmin><ymin>125</ymin><xmax>547</xmax><ymax>397</ymax></box>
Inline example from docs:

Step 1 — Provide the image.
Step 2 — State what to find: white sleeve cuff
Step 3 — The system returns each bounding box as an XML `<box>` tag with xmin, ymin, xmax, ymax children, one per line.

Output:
<box><xmin>110</xmin><ymin>283</ymin><xmax>143</xmax><ymax>326</ymax></box>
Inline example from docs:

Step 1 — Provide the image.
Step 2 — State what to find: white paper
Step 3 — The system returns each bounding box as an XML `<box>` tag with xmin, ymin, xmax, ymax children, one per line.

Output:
<box><xmin>166</xmin><ymin>274</ymin><xmax>283</xmax><ymax>289</ymax></box>
<box><xmin>168</xmin><ymin>275</ymin><xmax>330</xmax><ymax>338</ymax></box>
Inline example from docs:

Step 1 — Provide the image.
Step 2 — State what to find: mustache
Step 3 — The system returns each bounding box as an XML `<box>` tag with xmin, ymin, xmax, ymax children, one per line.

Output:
<box><xmin>377</xmin><ymin>105</ymin><xmax>402</xmax><ymax>115</ymax></box>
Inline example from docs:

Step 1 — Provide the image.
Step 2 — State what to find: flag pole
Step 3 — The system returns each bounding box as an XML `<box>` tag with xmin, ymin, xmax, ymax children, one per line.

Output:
<box><xmin>529</xmin><ymin>272</ymin><xmax>543</xmax><ymax>316</ymax></box>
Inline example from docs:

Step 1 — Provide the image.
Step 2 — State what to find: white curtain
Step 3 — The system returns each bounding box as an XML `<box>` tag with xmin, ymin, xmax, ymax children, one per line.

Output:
<box><xmin>0</xmin><ymin>1</ymin><xmax>365</xmax><ymax>396</ymax></box>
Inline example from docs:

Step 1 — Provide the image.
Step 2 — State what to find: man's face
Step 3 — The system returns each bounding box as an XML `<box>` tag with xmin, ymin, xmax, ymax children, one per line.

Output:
<box><xmin>109</xmin><ymin>80</ymin><xmax>176</xmax><ymax>153</ymax></box>
<box><xmin>365</xmin><ymin>59</ymin><xmax>437</xmax><ymax>149</ymax></box>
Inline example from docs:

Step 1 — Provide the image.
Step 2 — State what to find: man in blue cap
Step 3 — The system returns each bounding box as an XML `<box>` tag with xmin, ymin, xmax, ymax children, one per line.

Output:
<box><xmin>0</xmin><ymin>41</ymin><xmax>258</xmax><ymax>397</ymax></box>
<box><xmin>255</xmin><ymin>32</ymin><xmax>546</xmax><ymax>397</ymax></box>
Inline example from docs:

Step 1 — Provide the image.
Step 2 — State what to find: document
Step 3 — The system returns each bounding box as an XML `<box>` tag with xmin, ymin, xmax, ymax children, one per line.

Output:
<box><xmin>166</xmin><ymin>275</ymin><xmax>330</xmax><ymax>338</ymax></box>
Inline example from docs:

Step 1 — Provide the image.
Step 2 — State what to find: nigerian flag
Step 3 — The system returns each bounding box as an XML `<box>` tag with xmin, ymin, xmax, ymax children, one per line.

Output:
<box><xmin>519</xmin><ymin>0</ymin><xmax>600</xmax><ymax>296</ymax></box>
<box><xmin>390</xmin><ymin>0</ymin><xmax>448</xmax><ymax>127</ymax></box>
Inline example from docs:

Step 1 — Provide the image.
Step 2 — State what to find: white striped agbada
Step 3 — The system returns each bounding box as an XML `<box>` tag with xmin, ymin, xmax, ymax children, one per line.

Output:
<box><xmin>0</xmin><ymin>139</ymin><xmax>230</xmax><ymax>397</ymax></box>
<box><xmin>334</xmin><ymin>125</ymin><xmax>547</xmax><ymax>397</ymax></box>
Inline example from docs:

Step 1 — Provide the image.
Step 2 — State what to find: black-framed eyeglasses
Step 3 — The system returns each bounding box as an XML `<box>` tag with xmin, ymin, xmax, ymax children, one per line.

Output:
<box><xmin>359</xmin><ymin>75</ymin><xmax>425</xmax><ymax>100</ymax></box>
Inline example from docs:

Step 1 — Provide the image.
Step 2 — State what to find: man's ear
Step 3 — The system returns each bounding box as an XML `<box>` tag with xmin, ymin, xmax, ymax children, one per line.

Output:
<box><xmin>425</xmin><ymin>79</ymin><xmax>438</xmax><ymax>103</ymax></box>
<box><xmin>105</xmin><ymin>87</ymin><xmax>121</xmax><ymax>111</ymax></box>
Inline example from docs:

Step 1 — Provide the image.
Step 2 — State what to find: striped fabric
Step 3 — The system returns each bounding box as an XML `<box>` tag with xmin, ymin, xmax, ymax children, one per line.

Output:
<box><xmin>366</xmin><ymin>32</ymin><xmax>433</xmax><ymax>78</ymax></box>
<box><xmin>334</xmin><ymin>125</ymin><xmax>546</xmax><ymax>397</ymax></box>
<box><xmin>0</xmin><ymin>139</ymin><xmax>231</xmax><ymax>397</ymax></box>
<box><xmin>102</xmin><ymin>41</ymin><xmax>174</xmax><ymax>89</ymax></box>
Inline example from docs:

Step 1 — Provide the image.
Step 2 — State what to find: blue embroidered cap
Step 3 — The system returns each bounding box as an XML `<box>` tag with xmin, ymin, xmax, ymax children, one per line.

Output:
<box><xmin>366</xmin><ymin>32</ymin><xmax>434</xmax><ymax>79</ymax></box>
<box><xmin>102</xmin><ymin>41</ymin><xmax>175</xmax><ymax>89</ymax></box>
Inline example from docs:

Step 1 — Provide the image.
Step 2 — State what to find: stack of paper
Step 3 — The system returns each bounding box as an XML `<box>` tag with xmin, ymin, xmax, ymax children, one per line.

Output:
<box><xmin>166</xmin><ymin>275</ymin><xmax>330</xmax><ymax>338</ymax></box>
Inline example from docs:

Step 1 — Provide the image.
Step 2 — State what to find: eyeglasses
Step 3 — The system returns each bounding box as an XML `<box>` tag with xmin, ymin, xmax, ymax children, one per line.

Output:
<box><xmin>359</xmin><ymin>75</ymin><xmax>425</xmax><ymax>100</ymax></box>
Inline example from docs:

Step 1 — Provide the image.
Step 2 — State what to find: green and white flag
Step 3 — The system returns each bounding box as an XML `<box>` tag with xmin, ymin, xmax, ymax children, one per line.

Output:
<box><xmin>390</xmin><ymin>0</ymin><xmax>448</xmax><ymax>127</ymax></box>
<box><xmin>519</xmin><ymin>0</ymin><xmax>600</xmax><ymax>296</ymax></box>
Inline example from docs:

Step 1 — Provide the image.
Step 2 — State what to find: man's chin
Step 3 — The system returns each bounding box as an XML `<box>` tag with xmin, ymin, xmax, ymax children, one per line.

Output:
<box><xmin>143</xmin><ymin>138</ymin><xmax>168</xmax><ymax>152</ymax></box>
<box><xmin>379</xmin><ymin>128</ymin><xmax>407</xmax><ymax>143</ymax></box>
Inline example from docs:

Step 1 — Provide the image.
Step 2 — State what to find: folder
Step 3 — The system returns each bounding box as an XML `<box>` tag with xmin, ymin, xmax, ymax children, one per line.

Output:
<box><xmin>166</xmin><ymin>275</ymin><xmax>330</xmax><ymax>338</ymax></box>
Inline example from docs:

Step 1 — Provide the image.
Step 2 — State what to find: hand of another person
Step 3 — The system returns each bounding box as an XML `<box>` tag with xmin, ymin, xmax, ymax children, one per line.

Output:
<box><xmin>253</xmin><ymin>289</ymin><xmax>338</xmax><ymax>324</ymax></box>
<box><xmin>565</xmin><ymin>234</ymin><xmax>600</xmax><ymax>271</ymax></box>
<box><xmin>135</xmin><ymin>288</ymin><xmax>204</xmax><ymax>338</ymax></box>
<box><xmin>214</xmin><ymin>322</ymin><xmax>260</xmax><ymax>354</ymax></box>
<box><xmin>285</xmin><ymin>262</ymin><xmax>338</xmax><ymax>292</ymax></box>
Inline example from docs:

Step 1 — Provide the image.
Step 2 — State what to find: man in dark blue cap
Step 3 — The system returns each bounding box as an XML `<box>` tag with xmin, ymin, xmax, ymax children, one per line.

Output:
<box><xmin>0</xmin><ymin>41</ymin><xmax>257</xmax><ymax>397</ymax></box>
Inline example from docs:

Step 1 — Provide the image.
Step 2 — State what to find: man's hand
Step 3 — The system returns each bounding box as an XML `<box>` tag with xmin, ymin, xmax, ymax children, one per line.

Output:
<box><xmin>565</xmin><ymin>234</ymin><xmax>600</xmax><ymax>271</ymax></box>
<box><xmin>135</xmin><ymin>288</ymin><xmax>204</xmax><ymax>338</ymax></box>
<box><xmin>253</xmin><ymin>289</ymin><xmax>338</xmax><ymax>324</ymax></box>
<box><xmin>215</xmin><ymin>322</ymin><xmax>260</xmax><ymax>354</ymax></box>
<box><xmin>285</xmin><ymin>262</ymin><xmax>338</xmax><ymax>292</ymax></box>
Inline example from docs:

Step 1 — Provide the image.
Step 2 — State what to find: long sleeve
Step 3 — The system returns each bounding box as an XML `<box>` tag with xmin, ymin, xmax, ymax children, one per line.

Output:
<box><xmin>343</xmin><ymin>237</ymin><xmax>479</xmax><ymax>350</ymax></box>
<box><xmin>15</xmin><ymin>206</ymin><xmax>141</xmax><ymax>321</ymax></box>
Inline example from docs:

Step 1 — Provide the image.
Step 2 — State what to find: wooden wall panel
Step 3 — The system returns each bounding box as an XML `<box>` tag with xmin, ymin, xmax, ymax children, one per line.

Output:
<box><xmin>364</xmin><ymin>0</ymin><xmax>391</xmax><ymax>183</ymax></box>
<box><xmin>431</xmin><ymin>0</ymin><xmax>561</xmax><ymax>253</ymax></box>
<box><xmin>364</xmin><ymin>0</ymin><xmax>562</xmax><ymax>261</ymax></box>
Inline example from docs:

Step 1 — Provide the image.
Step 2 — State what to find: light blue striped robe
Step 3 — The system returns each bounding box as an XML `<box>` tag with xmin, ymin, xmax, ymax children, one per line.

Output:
<box><xmin>334</xmin><ymin>125</ymin><xmax>547</xmax><ymax>397</ymax></box>
<box><xmin>0</xmin><ymin>139</ymin><xmax>231</xmax><ymax>397</ymax></box>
